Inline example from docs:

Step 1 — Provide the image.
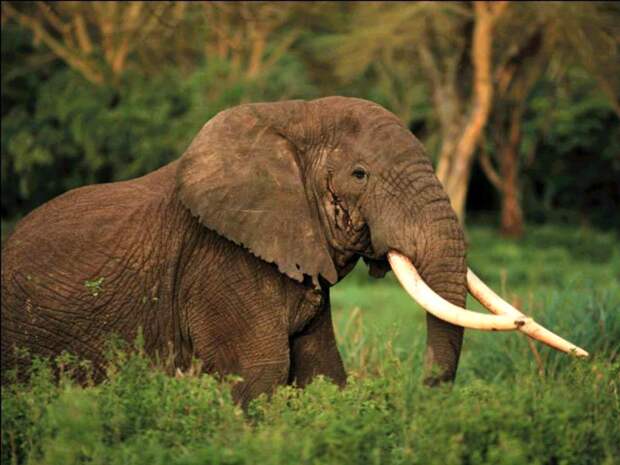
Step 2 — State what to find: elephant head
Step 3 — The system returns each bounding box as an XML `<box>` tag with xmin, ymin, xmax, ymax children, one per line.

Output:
<box><xmin>177</xmin><ymin>97</ymin><xmax>587</xmax><ymax>383</ymax></box>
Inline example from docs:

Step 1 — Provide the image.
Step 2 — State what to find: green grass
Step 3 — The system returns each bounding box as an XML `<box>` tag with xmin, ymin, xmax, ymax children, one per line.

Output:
<box><xmin>2</xmin><ymin>224</ymin><xmax>620</xmax><ymax>465</ymax></box>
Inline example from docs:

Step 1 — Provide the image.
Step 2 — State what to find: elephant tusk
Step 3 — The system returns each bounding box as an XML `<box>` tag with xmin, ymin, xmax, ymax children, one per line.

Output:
<box><xmin>466</xmin><ymin>268</ymin><xmax>589</xmax><ymax>357</ymax></box>
<box><xmin>387</xmin><ymin>251</ymin><xmax>529</xmax><ymax>331</ymax></box>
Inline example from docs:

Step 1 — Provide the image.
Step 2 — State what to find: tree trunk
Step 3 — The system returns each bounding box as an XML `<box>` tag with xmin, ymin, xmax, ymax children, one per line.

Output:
<box><xmin>499</xmin><ymin>107</ymin><xmax>524</xmax><ymax>237</ymax></box>
<box><xmin>436</xmin><ymin>2</ymin><xmax>508</xmax><ymax>222</ymax></box>
<box><xmin>499</xmin><ymin>147</ymin><xmax>523</xmax><ymax>237</ymax></box>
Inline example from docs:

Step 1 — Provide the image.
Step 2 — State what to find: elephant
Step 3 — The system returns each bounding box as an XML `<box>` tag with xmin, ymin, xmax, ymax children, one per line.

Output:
<box><xmin>1</xmin><ymin>97</ymin><xmax>586</xmax><ymax>406</ymax></box>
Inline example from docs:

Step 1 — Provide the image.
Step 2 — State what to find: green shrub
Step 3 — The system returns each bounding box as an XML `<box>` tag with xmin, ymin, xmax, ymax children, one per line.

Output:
<box><xmin>2</xmin><ymin>351</ymin><xmax>618</xmax><ymax>465</ymax></box>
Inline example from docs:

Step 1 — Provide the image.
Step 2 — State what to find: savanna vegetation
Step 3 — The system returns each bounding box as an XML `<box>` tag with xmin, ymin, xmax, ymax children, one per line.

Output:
<box><xmin>1</xmin><ymin>2</ymin><xmax>619</xmax><ymax>465</ymax></box>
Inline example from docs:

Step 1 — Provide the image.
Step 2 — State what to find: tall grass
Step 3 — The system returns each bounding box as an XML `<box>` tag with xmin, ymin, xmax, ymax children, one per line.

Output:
<box><xmin>2</xmin><ymin>224</ymin><xmax>619</xmax><ymax>465</ymax></box>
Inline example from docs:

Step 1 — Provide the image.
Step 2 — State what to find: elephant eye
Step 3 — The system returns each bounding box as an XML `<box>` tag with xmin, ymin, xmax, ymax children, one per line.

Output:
<box><xmin>352</xmin><ymin>167</ymin><xmax>367</xmax><ymax>180</ymax></box>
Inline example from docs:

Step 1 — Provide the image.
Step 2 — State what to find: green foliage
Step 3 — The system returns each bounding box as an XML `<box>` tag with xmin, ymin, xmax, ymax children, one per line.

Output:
<box><xmin>3</xmin><ymin>225</ymin><xmax>620</xmax><ymax>465</ymax></box>
<box><xmin>2</xmin><ymin>345</ymin><xmax>618</xmax><ymax>465</ymax></box>
<box><xmin>1</xmin><ymin>29</ymin><xmax>317</xmax><ymax>219</ymax></box>
<box><xmin>2</xmin><ymin>3</ymin><xmax>620</xmax><ymax>231</ymax></box>
<box><xmin>521</xmin><ymin>68</ymin><xmax>620</xmax><ymax>229</ymax></box>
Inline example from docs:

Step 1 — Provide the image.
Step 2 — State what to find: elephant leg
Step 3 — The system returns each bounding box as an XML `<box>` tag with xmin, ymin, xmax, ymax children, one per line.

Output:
<box><xmin>289</xmin><ymin>297</ymin><xmax>346</xmax><ymax>388</ymax></box>
<box><xmin>231</xmin><ymin>357</ymin><xmax>290</xmax><ymax>409</ymax></box>
<box><xmin>189</xmin><ymin>315</ymin><xmax>291</xmax><ymax>408</ymax></box>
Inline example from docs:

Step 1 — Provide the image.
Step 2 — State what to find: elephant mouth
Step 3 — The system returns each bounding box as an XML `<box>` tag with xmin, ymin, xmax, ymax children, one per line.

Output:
<box><xmin>363</xmin><ymin>255</ymin><xmax>391</xmax><ymax>278</ymax></box>
<box><xmin>387</xmin><ymin>250</ymin><xmax>589</xmax><ymax>357</ymax></box>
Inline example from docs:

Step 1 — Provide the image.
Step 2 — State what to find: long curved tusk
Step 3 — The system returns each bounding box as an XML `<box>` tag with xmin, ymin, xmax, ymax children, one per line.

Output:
<box><xmin>387</xmin><ymin>251</ymin><xmax>530</xmax><ymax>331</ymax></box>
<box><xmin>467</xmin><ymin>268</ymin><xmax>589</xmax><ymax>357</ymax></box>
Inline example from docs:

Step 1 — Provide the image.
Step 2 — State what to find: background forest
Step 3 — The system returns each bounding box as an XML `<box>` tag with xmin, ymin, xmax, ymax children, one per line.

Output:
<box><xmin>1</xmin><ymin>1</ymin><xmax>619</xmax><ymax>236</ymax></box>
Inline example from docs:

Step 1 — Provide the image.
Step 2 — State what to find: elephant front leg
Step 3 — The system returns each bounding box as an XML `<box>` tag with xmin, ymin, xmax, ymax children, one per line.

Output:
<box><xmin>204</xmin><ymin>336</ymin><xmax>291</xmax><ymax>409</ymax></box>
<box><xmin>289</xmin><ymin>294</ymin><xmax>346</xmax><ymax>388</ymax></box>
<box><xmin>231</xmin><ymin>357</ymin><xmax>290</xmax><ymax>408</ymax></box>
<box><xmin>188</xmin><ymin>310</ymin><xmax>292</xmax><ymax>408</ymax></box>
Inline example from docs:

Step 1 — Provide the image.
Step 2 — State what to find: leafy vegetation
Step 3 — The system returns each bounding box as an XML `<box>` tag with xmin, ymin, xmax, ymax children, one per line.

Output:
<box><xmin>1</xmin><ymin>24</ymin><xmax>317</xmax><ymax>219</ymax></box>
<box><xmin>3</xmin><ymin>224</ymin><xmax>619</xmax><ymax>465</ymax></box>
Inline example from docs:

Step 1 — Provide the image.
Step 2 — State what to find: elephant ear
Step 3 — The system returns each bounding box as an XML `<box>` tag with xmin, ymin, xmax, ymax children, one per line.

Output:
<box><xmin>177</xmin><ymin>102</ymin><xmax>337</xmax><ymax>286</ymax></box>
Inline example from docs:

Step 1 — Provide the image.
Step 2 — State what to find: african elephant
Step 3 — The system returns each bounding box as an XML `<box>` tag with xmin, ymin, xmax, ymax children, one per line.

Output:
<box><xmin>1</xmin><ymin>97</ymin><xmax>586</xmax><ymax>405</ymax></box>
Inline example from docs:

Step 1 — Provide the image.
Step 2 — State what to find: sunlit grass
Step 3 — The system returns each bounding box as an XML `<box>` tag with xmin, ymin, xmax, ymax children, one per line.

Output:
<box><xmin>332</xmin><ymin>223</ymin><xmax>620</xmax><ymax>374</ymax></box>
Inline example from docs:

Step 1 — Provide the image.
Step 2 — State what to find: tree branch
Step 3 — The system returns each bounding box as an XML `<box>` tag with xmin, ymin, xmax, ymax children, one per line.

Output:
<box><xmin>36</xmin><ymin>2</ymin><xmax>69</xmax><ymax>38</ymax></box>
<box><xmin>2</xmin><ymin>2</ymin><xmax>104</xmax><ymax>85</ymax></box>
<box><xmin>262</xmin><ymin>28</ymin><xmax>301</xmax><ymax>72</ymax></box>
<box><xmin>479</xmin><ymin>142</ymin><xmax>503</xmax><ymax>191</ymax></box>
<box><xmin>110</xmin><ymin>2</ymin><xmax>143</xmax><ymax>75</ymax></box>
<box><xmin>73</xmin><ymin>13</ymin><xmax>93</xmax><ymax>54</ymax></box>
<box><xmin>418</xmin><ymin>39</ymin><xmax>442</xmax><ymax>91</ymax></box>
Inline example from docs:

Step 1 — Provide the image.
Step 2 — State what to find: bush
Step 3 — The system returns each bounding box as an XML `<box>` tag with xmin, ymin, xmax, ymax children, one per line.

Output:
<box><xmin>2</xmin><ymin>349</ymin><xmax>618</xmax><ymax>465</ymax></box>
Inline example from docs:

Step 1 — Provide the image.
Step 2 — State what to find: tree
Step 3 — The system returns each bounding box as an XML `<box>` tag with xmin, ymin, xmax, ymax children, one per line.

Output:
<box><xmin>323</xmin><ymin>1</ymin><xmax>508</xmax><ymax>221</ymax></box>
<box><xmin>1</xmin><ymin>1</ymin><xmax>189</xmax><ymax>85</ymax></box>
<box><xmin>479</xmin><ymin>14</ymin><xmax>547</xmax><ymax>238</ymax></box>
<box><xmin>479</xmin><ymin>2</ymin><xmax>620</xmax><ymax>237</ymax></box>
<box><xmin>0</xmin><ymin>2</ymin><xmax>320</xmax><ymax>219</ymax></box>
<box><xmin>202</xmin><ymin>2</ymin><xmax>302</xmax><ymax>80</ymax></box>
<box><xmin>323</xmin><ymin>1</ymin><xmax>620</xmax><ymax>226</ymax></box>
<box><xmin>435</xmin><ymin>1</ymin><xmax>508</xmax><ymax>221</ymax></box>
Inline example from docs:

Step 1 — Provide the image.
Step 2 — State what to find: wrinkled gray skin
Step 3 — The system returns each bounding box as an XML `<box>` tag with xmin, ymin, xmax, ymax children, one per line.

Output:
<box><xmin>1</xmin><ymin>97</ymin><xmax>465</xmax><ymax>406</ymax></box>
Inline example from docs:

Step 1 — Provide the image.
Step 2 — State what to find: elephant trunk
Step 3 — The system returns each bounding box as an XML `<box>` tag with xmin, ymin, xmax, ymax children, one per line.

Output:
<box><xmin>409</xmin><ymin>201</ymin><xmax>468</xmax><ymax>384</ymax></box>
<box><xmin>367</xmin><ymin>163</ymin><xmax>587</xmax><ymax>385</ymax></box>
<box><xmin>366</xmin><ymin>166</ymin><xmax>471</xmax><ymax>383</ymax></box>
